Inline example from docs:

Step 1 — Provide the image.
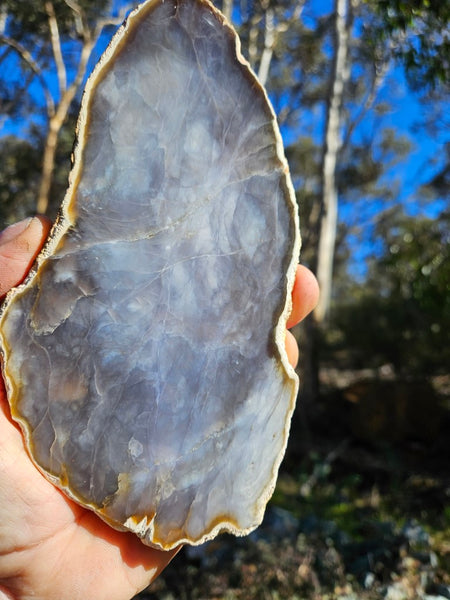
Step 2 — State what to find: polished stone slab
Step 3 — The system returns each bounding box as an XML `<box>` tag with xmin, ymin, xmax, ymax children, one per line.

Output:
<box><xmin>0</xmin><ymin>0</ymin><xmax>300</xmax><ymax>550</ymax></box>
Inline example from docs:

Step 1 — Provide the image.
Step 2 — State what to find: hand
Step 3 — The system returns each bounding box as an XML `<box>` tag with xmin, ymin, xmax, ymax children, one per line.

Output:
<box><xmin>0</xmin><ymin>217</ymin><xmax>318</xmax><ymax>600</ymax></box>
<box><xmin>285</xmin><ymin>264</ymin><xmax>319</xmax><ymax>368</ymax></box>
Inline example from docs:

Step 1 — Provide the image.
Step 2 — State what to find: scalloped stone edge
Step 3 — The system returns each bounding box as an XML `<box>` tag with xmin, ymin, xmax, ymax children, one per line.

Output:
<box><xmin>0</xmin><ymin>0</ymin><xmax>301</xmax><ymax>550</ymax></box>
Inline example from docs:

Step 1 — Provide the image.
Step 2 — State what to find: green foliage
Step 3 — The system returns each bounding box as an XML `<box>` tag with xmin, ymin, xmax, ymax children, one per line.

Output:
<box><xmin>367</xmin><ymin>0</ymin><xmax>450</xmax><ymax>90</ymax></box>
<box><xmin>1</xmin><ymin>0</ymin><xmax>113</xmax><ymax>39</ymax></box>
<box><xmin>422</xmin><ymin>141</ymin><xmax>450</xmax><ymax>197</ymax></box>
<box><xmin>0</xmin><ymin>112</ymin><xmax>76</xmax><ymax>225</ymax></box>
<box><xmin>0</xmin><ymin>135</ymin><xmax>42</xmax><ymax>225</ymax></box>
<box><xmin>332</xmin><ymin>208</ymin><xmax>450</xmax><ymax>375</ymax></box>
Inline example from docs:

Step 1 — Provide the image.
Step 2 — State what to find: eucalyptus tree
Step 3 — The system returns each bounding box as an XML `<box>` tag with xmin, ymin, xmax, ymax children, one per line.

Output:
<box><xmin>1</xmin><ymin>0</ymin><xmax>446</xmax><ymax>354</ymax></box>
<box><xmin>0</xmin><ymin>0</ymin><xmax>133</xmax><ymax>216</ymax></box>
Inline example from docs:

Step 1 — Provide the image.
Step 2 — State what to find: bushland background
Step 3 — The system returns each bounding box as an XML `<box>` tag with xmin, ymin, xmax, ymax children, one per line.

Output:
<box><xmin>0</xmin><ymin>0</ymin><xmax>448</xmax><ymax>597</ymax></box>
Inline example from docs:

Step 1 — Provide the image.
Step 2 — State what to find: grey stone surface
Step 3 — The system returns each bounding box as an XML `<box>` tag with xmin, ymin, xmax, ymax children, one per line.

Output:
<box><xmin>0</xmin><ymin>0</ymin><xmax>300</xmax><ymax>549</ymax></box>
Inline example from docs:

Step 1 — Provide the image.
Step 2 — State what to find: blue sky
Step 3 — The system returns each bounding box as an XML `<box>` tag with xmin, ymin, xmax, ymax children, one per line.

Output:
<box><xmin>0</xmin><ymin>0</ymin><xmax>448</xmax><ymax>280</ymax></box>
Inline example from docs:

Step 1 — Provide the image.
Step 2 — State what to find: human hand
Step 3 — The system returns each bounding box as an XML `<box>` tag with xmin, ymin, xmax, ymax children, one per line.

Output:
<box><xmin>0</xmin><ymin>217</ymin><xmax>318</xmax><ymax>600</ymax></box>
<box><xmin>285</xmin><ymin>264</ymin><xmax>319</xmax><ymax>368</ymax></box>
<box><xmin>0</xmin><ymin>217</ymin><xmax>178</xmax><ymax>599</ymax></box>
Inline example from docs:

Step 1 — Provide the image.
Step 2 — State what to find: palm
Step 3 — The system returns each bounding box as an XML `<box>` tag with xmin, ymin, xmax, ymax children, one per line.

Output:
<box><xmin>0</xmin><ymin>218</ymin><xmax>175</xmax><ymax>599</ymax></box>
<box><xmin>0</xmin><ymin>216</ymin><xmax>318</xmax><ymax>600</ymax></box>
<box><xmin>0</xmin><ymin>379</ymin><xmax>175</xmax><ymax>600</ymax></box>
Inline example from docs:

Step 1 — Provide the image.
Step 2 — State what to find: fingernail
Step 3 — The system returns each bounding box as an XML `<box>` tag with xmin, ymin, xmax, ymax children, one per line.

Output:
<box><xmin>0</xmin><ymin>218</ymin><xmax>33</xmax><ymax>246</ymax></box>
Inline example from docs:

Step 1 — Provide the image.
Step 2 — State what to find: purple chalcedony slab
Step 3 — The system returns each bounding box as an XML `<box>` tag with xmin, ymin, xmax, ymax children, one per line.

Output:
<box><xmin>0</xmin><ymin>0</ymin><xmax>300</xmax><ymax>549</ymax></box>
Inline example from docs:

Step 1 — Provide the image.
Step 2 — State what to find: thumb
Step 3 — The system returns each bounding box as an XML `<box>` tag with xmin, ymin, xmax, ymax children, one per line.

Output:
<box><xmin>0</xmin><ymin>217</ymin><xmax>52</xmax><ymax>297</ymax></box>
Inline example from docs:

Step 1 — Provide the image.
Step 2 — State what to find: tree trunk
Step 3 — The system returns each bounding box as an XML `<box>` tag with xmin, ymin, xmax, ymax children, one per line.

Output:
<box><xmin>37</xmin><ymin>116</ymin><xmax>60</xmax><ymax>214</ymax></box>
<box><xmin>297</xmin><ymin>0</ymin><xmax>354</xmax><ymax>430</ymax></box>
<box><xmin>36</xmin><ymin>38</ymin><xmax>95</xmax><ymax>215</ymax></box>
<box><xmin>314</xmin><ymin>0</ymin><xmax>352</xmax><ymax>322</ymax></box>
<box><xmin>257</xmin><ymin>7</ymin><xmax>274</xmax><ymax>87</ymax></box>
<box><xmin>222</xmin><ymin>0</ymin><xmax>232</xmax><ymax>23</ymax></box>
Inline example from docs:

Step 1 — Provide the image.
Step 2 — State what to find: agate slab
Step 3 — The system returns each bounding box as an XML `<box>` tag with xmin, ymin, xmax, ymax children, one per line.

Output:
<box><xmin>0</xmin><ymin>0</ymin><xmax>300</xmax><ymax>550</ymax></box>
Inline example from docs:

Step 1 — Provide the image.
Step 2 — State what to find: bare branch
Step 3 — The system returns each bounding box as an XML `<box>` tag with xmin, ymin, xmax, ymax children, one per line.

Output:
<box><xmin>341</xmin><ymin>60</ymin><xmax>387</xmax><ymax>156</ymax></box>
<box><xmin>37</xmin><ymin>2</ymin><xmax>134</xmax><ymax>213</ymax></box>
<box><xmin>222</xmin><ymin>0</ymin><xmax>233</xmax><ymax>23</ymax></box>
<box><xmin>63</xmin><ymin>0</ymin><xmax>85</xmax><ymax>37</ymax></box>
<box><xmin>293</xmin><ymin>0</ymin><xmax>306</xmax><ymax>21</ymax></box>
<box><xmin>248</xmin><ymin>15</ymin><xmax>261</xmax><ymax>69</ymax></box>
<box><xmin>63</xmin><ymin>0</ymin><xmax>82</xmax><ymax>15</ymax></box>
<box><xmin>45</xmin><ymin>1</ymin><xmax>67</xmax><ymax>98</ymax></box>
<box><xmin>37</xmin><ymin>35</ymin><xmax>96</xmax><ymax>214</ymax></box>
<box><xmin>315</xmin><ymin>0</ymin><xmax>353</xmax><ymax>322</ymax></box>
<box><xmin>257</xmin><ymin>1</ymin><xmax>306</xmax><ymax>87</ymax></box>
<box><xmin>94</xmin><ymin>4</ymin><xmax>134</xmax><ymax>37</ymax></box>
<box><xmin>257</xmin><ymin>7</ymin><xmax>274</xmax><ymax>86</ymax></box>
<box><xmin>0</xmin><ymin>34</ymin><xmax>55</xmax><ymax>117</ymax></box>
<box><xmin>0</xmin><ymin>5</ymin><xmax>7</xmax><ymax>35</ymax></box>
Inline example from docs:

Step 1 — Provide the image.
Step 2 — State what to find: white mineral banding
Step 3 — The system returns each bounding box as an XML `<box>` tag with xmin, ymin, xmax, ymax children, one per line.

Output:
<box><xmin>0</xmin><ymin>0</ymin><xmax>300</xmax><ymax>550</ymax></box>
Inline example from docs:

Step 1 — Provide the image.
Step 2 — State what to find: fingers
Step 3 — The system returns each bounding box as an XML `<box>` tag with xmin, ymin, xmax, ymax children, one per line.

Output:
<box><xmin>285</xmin><ymin>330</ymin><xmax>299</xmax><ymax>369</ymax></box>
<box><xmin>286</xmin><ymin>265</ymin><xmax>319</xmax><ymax>330</ymax></box>
<box><xmin>285</xmin><ymin>265</ymin><xmax>319</xmax><ymax>369</ymax></box>
<box><xmin>0</xmin><ymin>216</ymin><xmax>52</xmax><ymax>297</ymax></box>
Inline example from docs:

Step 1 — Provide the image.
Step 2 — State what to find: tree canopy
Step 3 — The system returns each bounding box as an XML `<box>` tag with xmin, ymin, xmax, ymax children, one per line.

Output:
<box><xmin>0</xmin><ymin>0</ymin><xmax>448</xmax><ymax>378</ymax></box>
<box><xmin>369</xmin><ymin>0</ymin><xmax>450</xmax><ymax>89</ymax></box>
